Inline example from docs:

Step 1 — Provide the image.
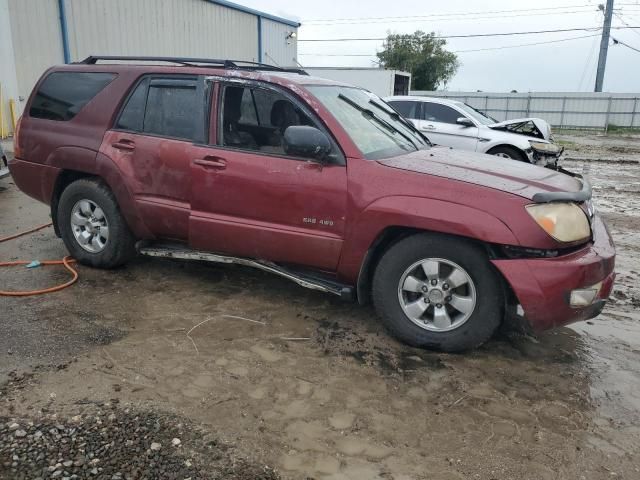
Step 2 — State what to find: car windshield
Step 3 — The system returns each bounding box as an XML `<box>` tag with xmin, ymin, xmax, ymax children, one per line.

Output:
<box><xmin>455</xmin><ymin>102</ymin><xmax>497</xmax><ymax>125</ymax></box>
<box><xmin>306</xmin><ymin>85</ymin><xmax>429</xmax><ymax>160</ymax></box>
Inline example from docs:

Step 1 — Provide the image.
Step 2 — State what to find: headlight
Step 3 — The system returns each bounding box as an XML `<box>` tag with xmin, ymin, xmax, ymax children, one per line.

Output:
<box><xmin>529</xmin><ymin>140</ymin><xmax>561</xmax><ymax>154</ymax></box>
<box><xmin>526</xmin><ymin>202</ymin><xmax>591</xmax><ymax>243</ymax></box>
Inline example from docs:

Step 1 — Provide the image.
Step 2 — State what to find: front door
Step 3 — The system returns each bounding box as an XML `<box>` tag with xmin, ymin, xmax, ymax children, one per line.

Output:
<box><xmin>416</xmin><ymin>101</ymin><xmax>479</xmax><ymax>151</ymax></box>
<box><xmin>189</xmin><ymin>82</ymin><xmax>348</xmax><ymax>271</ymax></box>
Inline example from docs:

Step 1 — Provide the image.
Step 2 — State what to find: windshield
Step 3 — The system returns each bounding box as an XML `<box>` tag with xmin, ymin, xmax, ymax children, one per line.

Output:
<box><xmin>455</xmin><ymin>102</ymin><xmax>497</xmax><ymax>125</ymax></box>
<box><xmin>306</xmin><ymin>86</ymin><xmax>429</xmax><ymax>160</ymax></box>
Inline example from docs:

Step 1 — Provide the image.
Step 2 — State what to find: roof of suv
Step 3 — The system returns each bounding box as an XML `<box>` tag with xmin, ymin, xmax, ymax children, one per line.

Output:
<box><xmin>59</xmin><ymin>56</ymin><xmax>353</xmax><ymax>89</ymax></box>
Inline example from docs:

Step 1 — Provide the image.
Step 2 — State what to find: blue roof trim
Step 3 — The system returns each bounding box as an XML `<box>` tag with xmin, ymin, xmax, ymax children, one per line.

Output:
<box><xmin>202</xmin><ymin>0</ymin><xmax>300</xmax><ymax>27</ymax></box>
<box><xmin>58</xmin><ymin>0</ymin><xmax>71</xmax><ymax>63</ymax></box>
<box><xmin>257</xmin><ymin>16</ymin><xmax>263</xmax><ymax>62</ymax></box>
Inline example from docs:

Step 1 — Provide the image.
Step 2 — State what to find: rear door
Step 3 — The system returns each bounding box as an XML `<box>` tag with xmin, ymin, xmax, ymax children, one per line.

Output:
<box><xmin>188</xmin><ymin>80</ymin><xmax>348</xmax><ymax>271</ymax></box>
<box><xmin>101</xmin><ymin>75</ymin><xmax>205</xmax><ymax>241</ymax></box>
<box><xmin>416</xmin><ymin>101</ymin><xmax>479</xmax><ymax>151</ymax></box>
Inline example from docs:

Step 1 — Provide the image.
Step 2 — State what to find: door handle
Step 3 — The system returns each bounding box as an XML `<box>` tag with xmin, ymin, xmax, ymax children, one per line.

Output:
<box><xmin>421</xmin><ymin>125</ymin><xmax>435</xmax><ymax>131</ymax></box>
<box><xmin>193</xmin><ymin>156</ymin><xmax>227</xmax><ymax>170</ymax></box>
<box><xmin>112</xmin><ymin>139</ymin><xmax>135</xmax><ymax>151</ymax></box>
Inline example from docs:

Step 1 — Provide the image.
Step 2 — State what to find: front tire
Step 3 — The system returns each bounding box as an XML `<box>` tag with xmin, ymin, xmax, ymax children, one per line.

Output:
<box><xmin>372</xmin><ymin>233</ymin><xmax>503</xmax><ymax>352</ymax></box>
<box><xmin>487</xmin><ymin>145</ymin><xmax>528</xmax><ymax>162</ymax></box>
<box><xmin>57</xmin><ymin>178</ymin><xmax>136</xmax><ymax>268</ymax></box>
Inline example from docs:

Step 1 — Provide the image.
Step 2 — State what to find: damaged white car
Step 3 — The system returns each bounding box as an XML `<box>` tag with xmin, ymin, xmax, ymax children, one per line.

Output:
<box><xmin>385</xmin><ymin>96</ymin><xmax>563</xmax><ymax>168</ymax></box>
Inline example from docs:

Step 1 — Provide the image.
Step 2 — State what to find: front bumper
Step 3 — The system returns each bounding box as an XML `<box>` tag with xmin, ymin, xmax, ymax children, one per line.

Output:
<box><xmin>492</xmin><ymin>214</ymin><xmax>615</xmax><ymax>332</ymax></box>
<box><xmin>525</xmin><ymin>145</ymin><xmax>564</xmax><ymax>168</ymax></box>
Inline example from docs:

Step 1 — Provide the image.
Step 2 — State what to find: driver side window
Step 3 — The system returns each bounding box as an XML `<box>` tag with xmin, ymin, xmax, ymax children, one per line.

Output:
<box><xmin>220</xmin><ymin>85</ymin><xmax>313</xmax><ymax>156</ymax></box>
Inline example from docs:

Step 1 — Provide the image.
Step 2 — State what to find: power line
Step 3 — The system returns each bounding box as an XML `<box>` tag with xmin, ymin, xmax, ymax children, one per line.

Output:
<box><xmin>613</xmin><ymin>11</ymin><xmax>640</xmax><ymax>37</ymax></box>
<box><xmin>612</xmin><ymin>36</ymin><xmax>640</xmax><ymax>51</ymax></box>
<box><xmin>578</xmin><ymin>34</ymin><xmax>601</xmax><ymax>90</ymax></box>
<box><xmin>303</xmin><ymin>4</ymin><xmax>597</xmax><ymax>23</ymax></box>
<box><xmin>451</xmin><ymin>33</ymin><xmax>600</xmax><ymax>52</ymax></box>
<box><xmin>298</xmin><ymin>33</ymin><xmax>601</xmax><ymax>56</ymax></box>
<box><xmin>298</xmin><ymin>26</ymin><xmax>640</xmax><ymax>42</ymax></box>
<box><xmin>304</xmin><ymin>9</ymin><xmax>599</xmax><ymax>26</ymax></box>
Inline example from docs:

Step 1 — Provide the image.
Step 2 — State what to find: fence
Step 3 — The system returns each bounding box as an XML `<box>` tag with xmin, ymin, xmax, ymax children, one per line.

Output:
<box><xmin>409</xmin><ymin>91</ymin><xmax>640</xmax><ymax>131</ymax></box>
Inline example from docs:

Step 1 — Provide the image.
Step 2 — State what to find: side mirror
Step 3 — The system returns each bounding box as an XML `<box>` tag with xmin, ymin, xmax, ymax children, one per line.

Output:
<box><xmin>283</xmin><ymin>126</ymin><xmax>332</xmax><ymax>161</ymax></box>
<box><xmin>456</xmin><ymin>117</ymin><xmax>474</xmax><ymax>127</ymax></box>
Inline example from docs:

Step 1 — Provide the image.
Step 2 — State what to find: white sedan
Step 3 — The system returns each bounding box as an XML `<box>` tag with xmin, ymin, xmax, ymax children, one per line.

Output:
<box><xmin>384</xmin><ymin>95</ymin><xmax>563</xmax><ymax>167</ymax></box>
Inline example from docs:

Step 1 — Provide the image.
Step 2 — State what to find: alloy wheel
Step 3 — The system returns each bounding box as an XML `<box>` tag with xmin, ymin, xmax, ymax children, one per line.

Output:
<box><xmin>397</xmin><ymin>258</ymin><xmax>477</xmax><ymax>332</ymax></box>
<box><xmin>70</xmin><ymin>199</ymin><xmax>110</xmax><ymax>253</ymax></box>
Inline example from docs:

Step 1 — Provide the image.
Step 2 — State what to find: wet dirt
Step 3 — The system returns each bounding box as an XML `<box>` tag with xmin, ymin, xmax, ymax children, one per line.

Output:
<box><xmin>1</xmin><ymin>134</ymin><xmax>640</xmax><ymax>479</ymax></box>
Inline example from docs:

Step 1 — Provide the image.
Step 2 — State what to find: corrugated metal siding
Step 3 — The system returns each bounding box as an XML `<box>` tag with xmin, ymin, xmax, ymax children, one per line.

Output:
<box><xmin>411</xmin><ymin>91</ymin><xmax>640</xmax><ymax>130</ymax></box>
<box><xmin>8</xmin><ymin>0</ymin><xmax>64</xmax><ymax>106</ymax></box>
<box><xmin>65</xmin><ymin>0</ymin><xmax>258</xmax><ymax>61</ymax></box>
<box><xmin>261</xmin><ymin>18</ymin><xmax>297</xmax><ymax>67</ymax></box>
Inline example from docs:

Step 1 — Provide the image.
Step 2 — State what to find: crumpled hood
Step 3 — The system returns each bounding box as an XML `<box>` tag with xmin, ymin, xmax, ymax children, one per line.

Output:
<box><xmin>488</xmin><ymin>117</ymin><xmax>552</xmax><ymax>140</ymax></box>
<box><xmin>378</xmin><ymin>147</ymin><xmax>582</xmax><ymax>201</ymax></box>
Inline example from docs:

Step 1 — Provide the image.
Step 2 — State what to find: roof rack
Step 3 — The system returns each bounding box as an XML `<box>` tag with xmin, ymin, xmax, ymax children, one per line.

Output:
<box><xmin>77</xmin><ymin>56</ymin><xmax>308</xmax><ymax>75</ymax></box>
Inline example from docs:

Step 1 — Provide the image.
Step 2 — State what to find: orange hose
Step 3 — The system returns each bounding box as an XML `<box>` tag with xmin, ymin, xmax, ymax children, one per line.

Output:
<box><xmin>0</xmin><ymin>222</ymin><xmax>53</xmax><ymax>242</ymax></box>
<box><xmin>0</xmin><ymin>223</ymin><xmax>79</xmax><ymax>296</ymax></box>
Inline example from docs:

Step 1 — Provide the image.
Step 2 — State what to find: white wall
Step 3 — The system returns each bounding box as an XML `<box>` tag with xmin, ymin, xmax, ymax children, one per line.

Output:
<box><xmin>305</xmin><ymin>69</ymin><xmax>408</xmax><ymax>98</ymax></box>
<box><xmin>0</xmin><ymin>0</ymin><xmax>20</xmax><ymax>135</ymax></box>
<box><xmin>411</xmin><ymin>91</ymin><xmax>640</xmax><ymax>130</ymax></box>
<box><xmin>261</xmin><ymin>18</ymin><xmax>297</xmax><ymax>67</ymax></box>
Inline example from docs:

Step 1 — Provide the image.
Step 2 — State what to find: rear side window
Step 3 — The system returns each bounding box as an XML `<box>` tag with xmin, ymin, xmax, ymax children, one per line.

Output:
<box><xmin>388</xmin><ymin>100</ymin><xmax>418</xmax><ymax>119</ymax></box>
<box><xmin>29</xmin><ymin>72</ymin><xmax>115</xmax><ymax>121</ymax></box>
<box><xmin>115</xmin><ymin>76</ymin><xmax>203</xmax><ymax>142</ymax></box>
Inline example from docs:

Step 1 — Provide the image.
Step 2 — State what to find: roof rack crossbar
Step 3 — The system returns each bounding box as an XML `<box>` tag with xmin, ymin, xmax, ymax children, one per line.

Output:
<box><xmin>77</xmin><ymin>56</ymin><xmax>308</xmax><ymax>75</ymax></box>
<box><xmin>79</xmin><ymin>55</ymin><xmax>231</xmax><ymax>66</ymax></box>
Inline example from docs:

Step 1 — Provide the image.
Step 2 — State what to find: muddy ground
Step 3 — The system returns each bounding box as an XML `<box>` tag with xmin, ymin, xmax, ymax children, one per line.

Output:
<box><xmin>1</xmin><ymin>133</ymin><xmax>639</xmax><ymax>479</ymax></box>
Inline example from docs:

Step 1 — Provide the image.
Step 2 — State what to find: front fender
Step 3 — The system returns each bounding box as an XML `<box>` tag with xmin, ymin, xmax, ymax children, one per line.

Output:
<box><xmin>477</xmin><ymin>130</ymin><xmax>533</xmax><ymax>157</ymax></box>
<box><xmin>337</xmin><ymin>195</ymin><xmax>519</xmax><ymax>283</ymax></box>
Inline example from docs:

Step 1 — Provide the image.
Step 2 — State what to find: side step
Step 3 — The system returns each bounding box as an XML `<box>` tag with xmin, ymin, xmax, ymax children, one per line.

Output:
<box><xmin>138</xmin><ymin>243</ymin><xmax>354</xmax><ymax>300</ymax></box>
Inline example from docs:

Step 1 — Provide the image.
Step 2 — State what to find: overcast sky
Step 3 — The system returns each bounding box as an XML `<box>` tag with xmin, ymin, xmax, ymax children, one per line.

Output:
<box><xmin>241</xmin><ymin>0</ymin><xmax>640</xmax><ymax>92</ymax></box>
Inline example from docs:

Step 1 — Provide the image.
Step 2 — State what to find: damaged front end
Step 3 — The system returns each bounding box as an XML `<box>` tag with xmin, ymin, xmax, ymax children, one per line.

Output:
<box><xmin>490</xmin><ymin>118</ymin><xmax>563</xmax><ymax>169</ymax></box>
<box><xmin>525</xmin><ymin>140</ymin><xmax>564</xmax><ymax>169</ymax></box>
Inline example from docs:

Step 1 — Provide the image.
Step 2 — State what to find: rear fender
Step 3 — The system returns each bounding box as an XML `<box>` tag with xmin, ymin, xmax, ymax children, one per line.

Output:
<box><xmin>47</xmin><ymin>147</ymin><xmax>152</xmax><ymax>239</ymax></box>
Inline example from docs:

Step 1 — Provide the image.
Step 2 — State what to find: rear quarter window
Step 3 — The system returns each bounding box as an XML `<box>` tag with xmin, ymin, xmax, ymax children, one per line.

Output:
<box><xmin>29</xmin><ymin>72</ymin><xmax>116</xmax><ymax>121</ymax></box>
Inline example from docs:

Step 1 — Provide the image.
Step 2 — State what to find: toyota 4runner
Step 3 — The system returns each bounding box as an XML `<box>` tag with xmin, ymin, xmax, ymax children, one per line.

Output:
<box><xmin>9</xmin><ymin>56</ymin><xmax>616</xmax><ymax>351</ymax></box>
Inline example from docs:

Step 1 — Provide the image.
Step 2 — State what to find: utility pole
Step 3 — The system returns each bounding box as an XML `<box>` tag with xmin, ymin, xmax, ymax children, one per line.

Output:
<box><xmin>595</xmin><ymin>0</ymin><xmax>614</xmax><ymax>92</ymax></box>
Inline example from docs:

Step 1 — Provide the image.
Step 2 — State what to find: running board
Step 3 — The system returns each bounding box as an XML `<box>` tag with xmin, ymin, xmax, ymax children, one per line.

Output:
<box><xmin>138</xmin><ymin>244</ymin><xmax>354</xmax><ymax>300</ymax></box>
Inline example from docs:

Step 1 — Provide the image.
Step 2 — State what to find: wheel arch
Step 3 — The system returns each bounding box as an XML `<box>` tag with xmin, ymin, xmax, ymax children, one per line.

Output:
<box><xmin>51</xmin><ymin>170</ymin><xmax>98</xmax><ymax>237</ymax></box>
<box><xmin>50</xmin><ymin>167</ymin><xmax>152</xmax><ymax>240</ymax></box>
<box><xmin>356</xmin><ymin>226</ymin><xmax>509</xmax><ymax>306</ymax></box>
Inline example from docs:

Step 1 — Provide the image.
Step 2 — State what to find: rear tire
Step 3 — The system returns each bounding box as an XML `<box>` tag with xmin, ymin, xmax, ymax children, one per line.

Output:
<box><xmin>488</xmin><ymin>145</ymin><xmax>528</xmax><ymax>162</ymax></box>
<box><xmin>57</xmin><ymin>178</ymin><xmax>136</xmax><ymax>268</ymax></box>
<box><xmin>372</xmin><ymin>233</ymin><xmax>503</xmax><ymax>352</ymax></box>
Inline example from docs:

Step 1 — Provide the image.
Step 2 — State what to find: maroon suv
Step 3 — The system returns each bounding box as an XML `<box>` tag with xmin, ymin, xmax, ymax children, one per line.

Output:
<box><xmin>9</xmin><ymin>56</ymin><xmax>616</xmax><ymax>351</ymax></box>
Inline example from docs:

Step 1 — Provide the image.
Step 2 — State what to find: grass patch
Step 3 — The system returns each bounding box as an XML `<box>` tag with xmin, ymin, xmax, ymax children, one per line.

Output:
<box><xmin>606</xmin><ymin>124</ymin><xmax>640</xmax><ymax>135</ymax></box>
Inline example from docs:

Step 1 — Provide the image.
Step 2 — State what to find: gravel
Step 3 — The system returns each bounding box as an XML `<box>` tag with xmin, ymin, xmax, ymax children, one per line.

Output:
<box><xmin>0</xmin><ymin>406</ymin><xmax>280</xmax><ymax>480</ymax></box>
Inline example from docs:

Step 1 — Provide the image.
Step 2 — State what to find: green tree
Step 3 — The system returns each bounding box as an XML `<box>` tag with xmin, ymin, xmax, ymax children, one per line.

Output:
<box><xmin>377</xmin><ymin>31</ymin><xmax>459</xmax><ymax>91</ymax></box>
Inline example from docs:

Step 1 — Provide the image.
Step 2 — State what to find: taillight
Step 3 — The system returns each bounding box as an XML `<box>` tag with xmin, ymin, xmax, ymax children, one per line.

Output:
<box><xmin>13</xmin><ymin>115</ymin><xmax>22</xmax><ymax>158</ymax></box>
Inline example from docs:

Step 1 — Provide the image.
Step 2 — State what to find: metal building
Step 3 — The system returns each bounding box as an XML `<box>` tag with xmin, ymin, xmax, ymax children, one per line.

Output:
<box><xmin>0</xmin><ymin>0</ymin><xmax>300</xmax><ymax>136</ymax></box>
